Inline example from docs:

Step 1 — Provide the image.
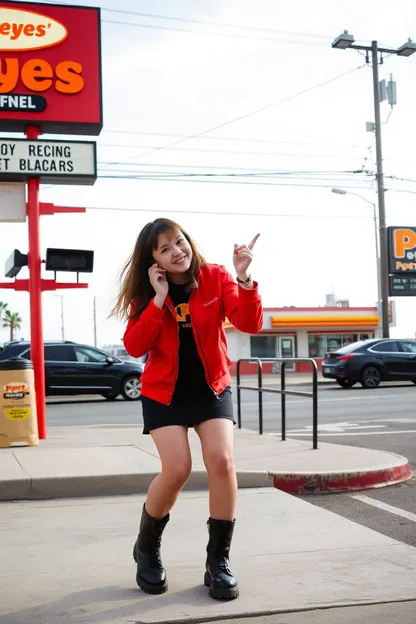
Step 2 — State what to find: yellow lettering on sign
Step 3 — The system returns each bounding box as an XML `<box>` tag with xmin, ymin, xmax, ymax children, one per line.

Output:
<box><xmin>395</xmin><ymin>261</ymin><xmax>416</xmax><ymax>271</ymax></box>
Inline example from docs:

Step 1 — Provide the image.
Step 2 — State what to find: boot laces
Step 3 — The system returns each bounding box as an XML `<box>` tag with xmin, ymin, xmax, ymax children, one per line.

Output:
<box><xmin>214</xmin><ymin>556</ymin><xmax>232</xmax><ymax>575</ymax></box>
<box><xmin>149</xmin><ymin>536</ymin><xmax>163</xmax><ymax>567</ymax></box>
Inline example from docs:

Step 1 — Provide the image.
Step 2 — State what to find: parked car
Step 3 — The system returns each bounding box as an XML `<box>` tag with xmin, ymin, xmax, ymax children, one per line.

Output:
<box><xmin>322</xmin><ymin>338</ymin><xmax>416</xmax><ymax>389</ymax></box>
<box><xmin>105</xmin><ymin>346</ymin><xmax>148</xmax><ymax>365</ymax></box>
<box><xmin>0</xmin><ymin>340</ymin><xmax>143</xmax><ymax>400</ymax></box>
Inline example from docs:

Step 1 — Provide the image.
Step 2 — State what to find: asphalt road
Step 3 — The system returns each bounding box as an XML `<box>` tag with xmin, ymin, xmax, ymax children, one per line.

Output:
<box><xmin>46</xmin><ymin>383</ymin><xmax>416</xmax><ymax>465</ymax></box>
<box><xmin>46</xmin><ymin>383</ymin><xmax>416</xmax><ymax>548</ymax></box>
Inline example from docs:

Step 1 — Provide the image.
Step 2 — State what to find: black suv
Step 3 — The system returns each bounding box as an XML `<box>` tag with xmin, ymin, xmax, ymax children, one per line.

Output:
<box><xmin>0</xmin><ymin>340</ymin><xmax>143</xmax><ymax>400</ymax></box>
<box><xmin>322</xmin><ymin>338</ymin><xmax>416</xmax><ymax>389</ymax></box>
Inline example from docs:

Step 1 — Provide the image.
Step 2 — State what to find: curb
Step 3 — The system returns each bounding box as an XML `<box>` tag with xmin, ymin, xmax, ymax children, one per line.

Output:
<box><xmin>271</xmin><ymin>458</ymin><xmax>413</xmax><ymax>494</ymax></box>
<box><xmin>0</xmin><ymin>469</ymin><xmax>273</xmax><ymax>501</ymax></box>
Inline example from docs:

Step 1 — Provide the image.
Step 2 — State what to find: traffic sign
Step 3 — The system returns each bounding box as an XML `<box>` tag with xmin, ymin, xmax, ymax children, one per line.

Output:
<box><xmin>0</xmin><ymin>138</ymin><xmax>96</xmax><ymax>184</ymax></box>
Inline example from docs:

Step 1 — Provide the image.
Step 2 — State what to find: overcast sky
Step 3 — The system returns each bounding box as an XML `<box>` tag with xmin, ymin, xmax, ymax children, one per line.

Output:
<box><xmin>1</xmin><ymin>0</ymin><xmax>416</xmax><ymax>347</ymax></box>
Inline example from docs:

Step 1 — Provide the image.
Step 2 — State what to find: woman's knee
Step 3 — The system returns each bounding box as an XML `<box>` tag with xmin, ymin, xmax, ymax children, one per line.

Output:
<box><xmin>162</xmin><ymin>458</ymin><xmax>192</xmax><ymax>489</ymax></box>
<box><xmin>204</xmin><ymin>450</ymin><xmax>235</xmax><ymax>478</ymax></box>
<box><xmin>151</xmin><ymin>426</ymin><xmax>192</xmax><ymax>490</ymax></box>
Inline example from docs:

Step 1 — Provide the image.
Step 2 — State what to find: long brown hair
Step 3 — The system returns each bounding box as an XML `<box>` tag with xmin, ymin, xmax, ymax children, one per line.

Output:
<box><xmin>112</xmin><ymin>218</ymin><xmax>205</xmax><ymax>320</ymax></box>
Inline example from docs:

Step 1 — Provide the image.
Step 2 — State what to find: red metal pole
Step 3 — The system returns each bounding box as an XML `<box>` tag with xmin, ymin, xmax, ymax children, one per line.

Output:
<box><xmin>26</xmin><ymin>125</ymin><xmax>46</xmax><ymax>439</ymax></box>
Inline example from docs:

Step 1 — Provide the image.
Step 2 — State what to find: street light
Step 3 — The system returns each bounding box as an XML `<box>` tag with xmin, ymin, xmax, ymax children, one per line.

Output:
<box><xmin>331</xmin><ymin>30</ymin><xmax>355</xmax><ymax>50</ymax></box>
<box><xmin>397</xmin><ymin>39</ymin><xmax>416</xmax><ymax>57</ymax></box>
<box><xmin>331</xmin><ymin>188</ymin><xmax>381</xmax><ymax>337</ymax></box>
<box><xmin>331</xmin><ymin>32</ymin><xmax>416</xmax><ymax>337</ymax></box>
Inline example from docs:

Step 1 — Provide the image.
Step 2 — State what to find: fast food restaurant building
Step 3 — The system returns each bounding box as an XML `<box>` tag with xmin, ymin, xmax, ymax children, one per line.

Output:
<box><xmin>225</xmin><ymin>304</ymin><xmax>381</xmax><ymax>374</ymax></box>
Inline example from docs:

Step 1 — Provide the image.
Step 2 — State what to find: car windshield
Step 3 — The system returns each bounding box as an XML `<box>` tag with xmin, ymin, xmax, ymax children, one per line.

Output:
<box><xmin>334</xmin><ymin>340</ymin><xmax>366</xmax><ymax>354</ymax></box>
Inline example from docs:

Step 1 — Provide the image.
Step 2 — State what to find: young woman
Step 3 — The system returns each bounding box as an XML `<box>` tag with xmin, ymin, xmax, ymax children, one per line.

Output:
<box><xmin>113</xmin><ymin>218</ymin><xmax>262</xmax><ymax>601</ymax></box>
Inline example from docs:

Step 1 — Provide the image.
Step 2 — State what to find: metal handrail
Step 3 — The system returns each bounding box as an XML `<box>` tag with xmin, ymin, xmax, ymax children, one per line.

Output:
<box><xmin>236</xmin><ymin>357</ymin><xmax>319</xmax><ymax>449</ymax></box>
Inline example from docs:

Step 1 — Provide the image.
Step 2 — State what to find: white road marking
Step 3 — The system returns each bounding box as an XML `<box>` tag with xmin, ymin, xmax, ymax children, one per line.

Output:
<box><xmin>237</xmin><ymin>392</ymin><xmax>414</xmax><ymax>408</ymax></box>
<box><xmin>283</xmin><ymin>429</ymin><xmax>416</xmax><ymax>437</ymax></box>
<box><xmin>351</xmin><ymin>494</ymin><xmax>416</xmax><ymax>523</ymax></box>
<box><xmin>285</xmin><ymin>420</ymin><xmax>416</xmax><ymax>433</ymax></box>
<box><xmin>288</xmin><ymin>423</ymin><xmax>387</xmax><ymax>433</ymax></box>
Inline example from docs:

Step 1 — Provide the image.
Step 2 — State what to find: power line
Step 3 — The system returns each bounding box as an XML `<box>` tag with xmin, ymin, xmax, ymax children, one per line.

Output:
<box><xmin>96</xmin><ymin>173</ymin><xmax>369</xmax><ymax>186</ymax></box>
<box><xmin>37</xmin><ymin>1</ymin><xmax>331</xmax><ymax>46</ymax></box>
<box><xmin>94</xmin><ymin>173</ymin><xmax>374</xmax><ymax>192</ymax></box>
<box><xmin>104</xmin><ymin>65</ymin><xmax>365</xmax><ymax>169</ymax></box>
<box><xmin>95</xmin><ymin>166</ymin><xmax>367</xmax><ymax>182</ymax></box>
<box><xmin>385</xmin><ymin>175</ymin><xmax>416</xmax><ymax>184</ymax></box>
<box><xmin>103</xmin><ymin>18</ymin><xmax>330</xmax><ymax>47</ymax></box>
<box><xmin>102</xmin><ymin>19</ymin><xmax>329</xmax><ymax>47</ymax></box>
<box><xmin>387</xmin><ymin>188</ymin><xmax>416</xmax><ymax>195</ymax></box>
<box><xmin>83</xmin><ymin>205</ymin><xmax>375</xmax><ymax>220</ymax></box>
<box><xmin>96</xmin><ymin>175</ymin><xmax>371</xmax><ymax>187</ymax></box>
<box><xmin>102</xmin><ymin>130</ymin><xmax>362</xmax><ymax>151</ymax></box>
<box><xmin>98</xmin><ymin>142</ymin><xmax>363</xmax><ymax>160</ymax></box>
<box><xmin>96</xmin><ymin>162</ymin><xmax>361</xmax><ymax>175</ymax></box>
<box><xmin>101</xmin><ymin>8</ymin><xmax>333</xmax><ymax>42</ymax></box>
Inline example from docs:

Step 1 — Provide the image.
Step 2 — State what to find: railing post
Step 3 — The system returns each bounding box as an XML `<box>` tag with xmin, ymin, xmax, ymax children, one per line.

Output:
<box><xmin>235</xmin><ymin>357</ymin><xmax>318</xmax><ymax>449</ymax></box>
<box><xmin>281</xmin><ymin>361</ymin><xmax>286</xmax><ymax>441</ymax></box>
<box><xmin>258</xmin><ymin>361</ymin><xmax>263</xmax><ymax>435</ymax></box>
<box><xmin>312</xmin><ymin>360</ymin><xmax>318</xmax><ymax>450</ymax></box>
<box><xmin>237</xmin><ymin>360</ymin><xmax>242</xmax><ymax>429</ymax></box>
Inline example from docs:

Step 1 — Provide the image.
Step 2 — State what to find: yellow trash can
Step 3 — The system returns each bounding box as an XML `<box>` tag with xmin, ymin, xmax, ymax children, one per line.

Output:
<box><xmin>0</xmin><ymin>359</ymin><xmax>39</xmax><ymax>447</ymax></box>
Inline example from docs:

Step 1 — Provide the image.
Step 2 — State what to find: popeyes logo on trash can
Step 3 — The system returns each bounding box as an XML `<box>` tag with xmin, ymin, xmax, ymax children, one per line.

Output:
<box><xmin>3</xmin><ymin>381</ymin><xmax>29</xmax><ymax>399</ymax></box>
<box><xmin>0</xmin><ymin>2</ymin><xmax>102</xmax><ymax>135</ymax></box>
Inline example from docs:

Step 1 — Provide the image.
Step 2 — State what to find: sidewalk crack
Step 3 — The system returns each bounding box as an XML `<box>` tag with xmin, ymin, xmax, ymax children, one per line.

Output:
<box><xmin>12</xmin><ymin>451</ymin><xmax>33</xmax><ymax>492</ymax></box>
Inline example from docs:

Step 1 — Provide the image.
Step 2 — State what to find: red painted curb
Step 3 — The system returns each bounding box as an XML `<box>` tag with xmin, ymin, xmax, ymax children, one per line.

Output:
<box><xmin>272</xmin><ymin>461</ymin><xmax>412</xmax><ymax>494</ymax></box>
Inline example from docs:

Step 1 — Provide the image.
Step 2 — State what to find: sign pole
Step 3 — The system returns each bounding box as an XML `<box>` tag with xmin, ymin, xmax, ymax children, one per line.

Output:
<box><xmin>25</xmin><ymin>124</ymin><xmax>46</xmax><ymax>440</ymax></box>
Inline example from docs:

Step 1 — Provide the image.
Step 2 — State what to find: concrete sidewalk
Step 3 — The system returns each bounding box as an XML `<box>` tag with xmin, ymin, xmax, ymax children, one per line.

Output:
<box><xmin>0</xmin><ymin>426</ymin><xmax>411</xmax><ymax>500</ymax></box>
<box><xmin>2</xmin><ymin>489</ymin><xmax>416</xmax><ymax>624</ymax></box>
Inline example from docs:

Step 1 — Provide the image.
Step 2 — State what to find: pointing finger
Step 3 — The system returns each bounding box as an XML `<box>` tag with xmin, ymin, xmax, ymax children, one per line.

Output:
<box><xmin>248</xmin><ymin>233</ymin><xmax>260</xmax><ymax>250</ymax></box>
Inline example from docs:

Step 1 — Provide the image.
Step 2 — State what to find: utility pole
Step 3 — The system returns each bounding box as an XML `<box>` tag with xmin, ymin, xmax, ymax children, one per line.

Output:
<box><xmin>370</xmin><ymin>41</ymin><xmax>389</xmax><ymax>339</ymax></box>
<box><xmin>331</xmin><ymin>32</ymin><xmax>416</xmax><ymax>338</ymax></box>
<box><xmin>93</xmin><ymin>296</ymin><xmax>97</xmax><ymax>347</ymax></box>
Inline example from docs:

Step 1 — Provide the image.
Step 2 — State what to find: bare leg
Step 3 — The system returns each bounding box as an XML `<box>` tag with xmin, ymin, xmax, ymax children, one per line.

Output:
<box><xmin>145</xmin><ymin>425</ymin><xmax>192</xmax><ymax>519</ymax></box>
<box><xmin>195</xmin><ymin>418</ymin><xmax>237</xmax><ymax>520</ymax></box>
<box><xmin>195</xmin><ymin>418</ymin><xmax>239</xmax><ymax>600</ymax></box>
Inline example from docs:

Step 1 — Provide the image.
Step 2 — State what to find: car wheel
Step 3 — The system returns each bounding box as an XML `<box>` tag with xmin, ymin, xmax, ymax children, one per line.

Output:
<box><xmin>360</xmin><ymin>366</ymin><xmax>381</xmax><ymax>389</ymax></box>
<box><xmin>412</xmin><ymin>380</ymin><xmax>416</xmax><ymax>385</ymax></box>
<box><xmin>336</xmin><ymin>379</ymin><xmax>356</xmax><ymax>388</ymax></box>
<box><xmin>121</xmin><ymin>376</ymin><xmax>142</xmax><ymax>400</ymax></box>
<box><xmin>102</xmin><ymin>393</ymin><xmax>118</xmax><ymax>401</ymax></box>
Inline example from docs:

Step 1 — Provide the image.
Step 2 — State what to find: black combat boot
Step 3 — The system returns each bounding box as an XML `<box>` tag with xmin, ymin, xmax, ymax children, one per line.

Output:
<box><xmin>204</xmin><ymin>518</ymin><xmax>239</xmax><ymax>600</ymax></box>
<box><xmin>133</xmin><ymin>504</ymin><xmax>169</xmax><ymax>594</ymax></box>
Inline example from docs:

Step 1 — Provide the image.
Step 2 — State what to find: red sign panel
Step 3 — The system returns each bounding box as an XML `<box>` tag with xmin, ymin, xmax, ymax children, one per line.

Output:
<box><xmin>0</xmin><ymin>1</ymin><xmax>102</xmax><ymax>135</ymax></box>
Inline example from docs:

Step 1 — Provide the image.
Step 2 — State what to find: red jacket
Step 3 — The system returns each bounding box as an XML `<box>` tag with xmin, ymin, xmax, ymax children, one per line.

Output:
<box><xmin>123</xmin><ymin>263</ymin><xmax>263</xmax><ymax>405</ymax></box>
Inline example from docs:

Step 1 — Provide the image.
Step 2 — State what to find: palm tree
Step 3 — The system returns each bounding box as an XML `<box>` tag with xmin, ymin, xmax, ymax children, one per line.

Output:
<box><xmin>0</xmin><ymin>302</ymin><xmax>8</xmax><ymax>345</ymax></box>
<box><xmin>3</xmin><ymin>310</ymin><xmax>22</xmax><ymax>342</ymax></box>
<box><xmin>0</xmin><ymin>301</ymin><xmax>8</xmax><ymax>322</ymax></box>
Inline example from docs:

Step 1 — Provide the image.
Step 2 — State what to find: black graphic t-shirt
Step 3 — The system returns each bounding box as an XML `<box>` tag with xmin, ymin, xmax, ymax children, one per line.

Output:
<box><xmin>168</xmin><ymin>282</ymin><xmax>211</xmax><ymax>399</ymax></box>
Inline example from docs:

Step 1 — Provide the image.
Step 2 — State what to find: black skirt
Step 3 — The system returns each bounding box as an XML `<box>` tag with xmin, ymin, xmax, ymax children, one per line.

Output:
<box><xmin>141</xmin><ymin>387</ymin><xmax>235</xmax><ymax>435</ymax></box>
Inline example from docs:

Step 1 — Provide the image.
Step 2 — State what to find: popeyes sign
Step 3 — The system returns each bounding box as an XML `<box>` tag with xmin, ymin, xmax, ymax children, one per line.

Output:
<box><xmin>0</xmin><ymin>1</ymin><xmax>102</xmax><ymax>135</ymax></box>
<box><xmin>388</xmin><ymin>226</ymin><xmax>416</xmax><ymax>274</ymax></box>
